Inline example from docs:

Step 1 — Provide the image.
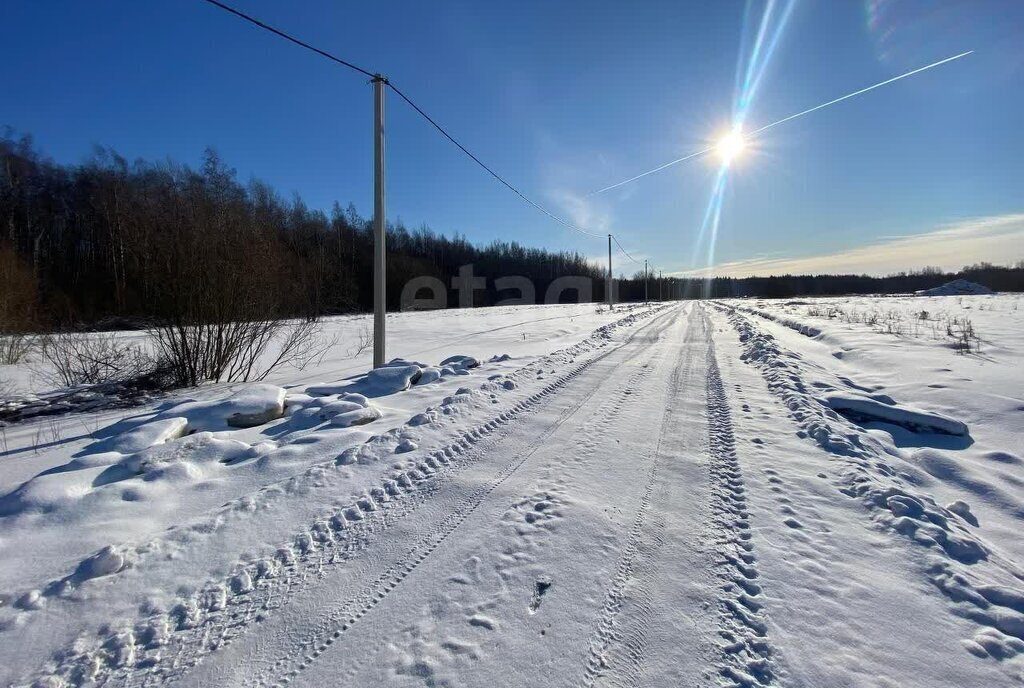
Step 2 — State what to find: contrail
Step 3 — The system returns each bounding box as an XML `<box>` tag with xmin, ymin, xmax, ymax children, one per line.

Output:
<box><xmin>593</xmin><ymin>50</ymin><xmax>973</xmax><ymax>195</ymax></box>
<box><xmin>748</xmin><ymin>50</ymin><xmax>973</xmax><ymax>136</ymax></box>
<box><xmin>591</xmin><ymin>147</ymin><xmax>714</xmax><ymax>195</ymax></box>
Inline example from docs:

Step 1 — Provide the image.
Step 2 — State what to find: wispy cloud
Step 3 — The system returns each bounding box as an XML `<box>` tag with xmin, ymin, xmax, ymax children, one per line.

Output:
<box><xmin>547</xmin><ymin>188</ymin><xmax>611</xmax><ymax>235</ymax></box>
<box><xmin>681</xmin><ymin>213</ymin><xmax>1024</xmax><ymax>278</ymax></box>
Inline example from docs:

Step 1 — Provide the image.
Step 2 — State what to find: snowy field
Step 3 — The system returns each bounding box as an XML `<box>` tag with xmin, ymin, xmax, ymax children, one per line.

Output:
<box><xmin>1</xmin><ymin>296</ymin><xmax>1023</xmax><ymax>687</ymax></box>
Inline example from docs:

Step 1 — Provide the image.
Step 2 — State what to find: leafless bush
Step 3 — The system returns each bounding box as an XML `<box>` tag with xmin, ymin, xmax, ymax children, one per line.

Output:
<box><xmin>0</xmin><ymin>334</ymin><xmax>35</xmax><ymax>365</ymax></box>
<box><xmin>152</xmin><ymin>318</ymin><xmax>327</xmax><ymax>386</ymax></box>
<box><xmin>141</xmin><ymin>168</ymin><xmax>331</xmax><ymax>386</ymax></box>
<box><xmin>347</xmin><ymin>323</ymin><xmax>373</xmax><ymax>359</ymax></box>
<box><xmin>0</xmin><ymin>375</ymin><xmax>14</xmax><ymax>401</ymax></box>
<box><xmin>284</xmin><ymin>322</ymin><xmax>339</xmax><ymax>371</ymax></box>
<box><xmin>38</xmin><ymin>332</ymin><xmax>160</xmax><ymax>388</ymax></box>
<box><xmin>947</xmin><ymin>317</ymin><xmax>979</xmax><ymax>354</ymax></box>
<box><xmin>881</xmin><ymin>310</ymin><xmax>905</xmax><ymax>336</ymax></box>
<box><xmin>807</xmin><ymin>304</ymin><xmax>844</xmax><ymax>319</ymax></box>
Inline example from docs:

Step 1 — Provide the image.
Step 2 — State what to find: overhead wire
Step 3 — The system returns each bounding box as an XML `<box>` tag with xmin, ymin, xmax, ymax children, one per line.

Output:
<box><xmin>199</xmin><ymin>0</ymin><xmax>607</xmax><ymax>241</ymax></box>
<box><xmin>612</xmin><ymin>235</ymin><xmax>640</xmax><ymax>264</ymax></box>
<box><xmin>198</xmin><ymin>2</ymin><xmax>972</xmax><ymax>278</ymax></box>
<box><xmin>200</xmin><ymin>0</ymin><xmax>377</xmax><ymax>79</ymax></box>
<box><xmin>387</xmin><ymin>82</ymin><xmax>605</xmax><ymax>238</ymax></box>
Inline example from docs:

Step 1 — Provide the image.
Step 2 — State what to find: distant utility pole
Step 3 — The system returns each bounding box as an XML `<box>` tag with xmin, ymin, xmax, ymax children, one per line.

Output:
<box><xmin>372</xmin><ymin>75</ymin><xmax>387</xmax><ymax>368</ymax></box>
<box><xmin>607</xmin><ymin>235</ymin><xmax>613</xmax><ymax>308</ymax></box>
<box><xmin>644</xmin><ymin>259</ymin><xmax>649</xmax><ymax>304</ymax></box>
<box><xmin>659</xmin><ymin>270</ymin><xmax>663</xmax><ymax>301</ymax></box>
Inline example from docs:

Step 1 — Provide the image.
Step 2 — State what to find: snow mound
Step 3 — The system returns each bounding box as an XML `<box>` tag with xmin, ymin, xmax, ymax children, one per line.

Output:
<box><xmin>112</xmin><ymin>433</ymin><xmax>252</xmax><ymax>482</ymax></box>
<box><xmin>74</xmin><ymin>545</ymin><xmax>129</xmax><ymax>581</ymax></box>
<box><xmin>308</xmin><ymin>355</ymin><xmax>480</xmax><ymax>399</ymax></box>
<box><xmin>917</xmin><ymin>279</ymin><xmax>995</xmax><ymax>296</ymax></box>
<box><xmin>284</xmin><ymin>392</ymin><xmax>381</xmax><ymax>429</ymax></box>
<box><xmin>76</xmin><ymin>384</ymin><xmax>287</xmax><ymax>459</ymax></box>
<box><xmin>140</xmin><ymin>384</ymin><xmax>288</xmax><ymax>434</ymax></box>
<box><xmin>416</xmin><ymin>367</ymin><xmax>443</xmax><ymax>385</ymax></box>
<box><xmin>223</xmin><ymin>384</ymin><xmax>287</xmax><ymax>428</ymax></box>
<box><xmin>328</xmin><ymin>405</ymin><xmax>382</xmax><ymax>428</ymax></box>
<box><xmin>823</xmin><ymin>393</ymin><xmax>969</xmax><ymax>436</ymax></box>
<box><xmin>362</xmin><ymin>365</ymin><xmax>422</xmax><ymax>395</ymax></box>
<box><xmin>439</xmin><ymin>355</ymin><xmax>480</xmax><ymax>370</ymax></box>
<box><xmin>94</xmin><ymin>417</ymin><xmax>189</xmax><ymax>455</ymax></box>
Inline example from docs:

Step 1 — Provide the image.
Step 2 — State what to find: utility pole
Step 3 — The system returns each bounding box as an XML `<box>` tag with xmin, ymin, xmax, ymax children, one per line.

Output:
<box><xmin>372</xmin><ymin>75</ymin><xmax>387</xmax><ymax>368</ymax></box>
<box><xmin>644</xmin><ymin>259</ymin><xmax>648</xmax><ymax>304</ymax></box>
<box><xmin>659</xmin><ymin>270</ymin><xmax>663</xmax><ymax>301</ymax></box>
<box><xmin>607</xmin><ymin>235</ymin><xmax>613</xmax><ymax>309</ymax></box>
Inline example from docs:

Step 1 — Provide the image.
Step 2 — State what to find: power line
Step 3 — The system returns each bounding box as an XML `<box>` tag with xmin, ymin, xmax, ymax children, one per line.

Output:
<box><xmin>387</xmin><ymin>83</ymin><xmax>605</xmax><ymax>239</ymax></box>
<box><xmin>200</xmin><ymin>0</ymin><xmax>377</xmax><ymax>79</ymax></box>
<box><xmin>613</xmin><ymin>234</ymin><xmax>640</xmax><ymax>264</ymax></box>
<box><xmin>199</xmin><ymin>0</ymin><xmax>604</xmax><ymax>240</ymax></box>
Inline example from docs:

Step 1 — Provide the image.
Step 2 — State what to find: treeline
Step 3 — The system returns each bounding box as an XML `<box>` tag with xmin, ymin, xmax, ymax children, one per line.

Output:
<box><xmin>2</xmin><ymin>130</ymin><xmax>1022</xmax><ymax>337</ymax></box>
<box><xmin>615</xmin><ymin>262</ymin><xmax>1024</xmax><ymax>302</ymax></box>
<box><xmin>0</xmin><ymin>131</ymin><xmax>604</xmax><ymax>331</ymax></box>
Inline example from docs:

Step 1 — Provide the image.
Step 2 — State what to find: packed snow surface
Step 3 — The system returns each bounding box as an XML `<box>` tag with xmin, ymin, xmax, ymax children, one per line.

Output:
<box><xmin>1</xmin><ymin>297</ymin><xmax>1023</xmax><ymax>687</ymax></box>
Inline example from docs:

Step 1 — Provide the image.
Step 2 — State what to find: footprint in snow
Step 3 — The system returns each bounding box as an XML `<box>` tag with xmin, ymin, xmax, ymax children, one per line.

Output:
<box><xmin>529</xmin><ymin>576</ymin><xmax>552</xmax><ymax>614</ymax></box>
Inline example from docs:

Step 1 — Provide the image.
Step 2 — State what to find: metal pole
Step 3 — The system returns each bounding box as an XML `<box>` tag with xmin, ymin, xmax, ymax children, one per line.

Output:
<box><xmin>607</xmin><ymin>234</ymin><xmax>613</xmax><ymax>308</ymax></box>
<box><xmin>372</xmin><ymin>75</ymin><xmax>387</xmax><ymax>368</ymax></box>
<box><xmin>644</xmin><ymin>260</ymin><xmax>648</xmax><ymax>304</ymax></box>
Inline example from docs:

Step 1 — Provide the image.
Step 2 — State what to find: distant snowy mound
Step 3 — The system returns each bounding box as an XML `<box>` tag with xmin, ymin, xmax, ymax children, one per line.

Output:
<box><xmin>917</xmin><ymin>279</ymin><xmax>994</xmax><ymax>296</ymax></box>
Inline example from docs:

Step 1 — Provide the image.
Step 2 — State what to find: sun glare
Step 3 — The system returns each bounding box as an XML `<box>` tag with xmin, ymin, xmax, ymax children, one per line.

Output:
<box><xmin>717</xmin><ymin>130</ymin><xmax>746</xmax><ymax>164</ymax></box>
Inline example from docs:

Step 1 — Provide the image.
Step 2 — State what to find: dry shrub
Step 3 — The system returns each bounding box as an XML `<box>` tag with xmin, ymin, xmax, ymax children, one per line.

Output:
<box><xmin>145</xmin><ymin>178</ymin><xmax>327</xmax><ymax>386</ymax></box>
<box><xmin>37</xmin><ymin>332</ymin><xmax>162</xmax><ymax>388</ymax></box>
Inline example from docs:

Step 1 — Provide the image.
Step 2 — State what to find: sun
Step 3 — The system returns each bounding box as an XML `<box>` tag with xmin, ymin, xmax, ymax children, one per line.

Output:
<box><xmin>717</xmin><ymin>130</ymin><xmax>746</xmax><ymax>164</ymax></box>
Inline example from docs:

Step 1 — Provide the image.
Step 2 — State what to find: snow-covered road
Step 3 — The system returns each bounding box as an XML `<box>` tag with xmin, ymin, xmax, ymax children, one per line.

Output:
<box><xmin>166</xmin><ymin>303</ymin><xmax>765</xmax><ymax>688</ymax></box>
<box><xmin>3</xmin><ymin>298</ymin><xmax>1024</xmax><ymax>687</ymax></box>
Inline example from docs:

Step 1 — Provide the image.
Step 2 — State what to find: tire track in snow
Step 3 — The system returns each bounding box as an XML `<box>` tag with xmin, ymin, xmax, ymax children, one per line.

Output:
<box><xmin>577</xmin><ymin>307</ymin><xmax>699</xmax><ymax>688</ymax></box>
<box><xmin>705</xmin><ymin>331</ymin><xmax>775</xmax><ymax>687</ymax></box>
<box><xmin>246</xmin><ymin>311</ymin><xmax>681</xmax><ymax>688</ymax></box>
<box><xmin>334</xmin><ymin>348</ymin><xmax>668</xmax><ymax>687</ymax></box>
<box><xmin>574</xmin><ymin>303</ymin><xmax>771</xmax><ymax>688</ymax></box>
<box><xmin>29</xmin><ymin>307</ymin><xmax>675</xmax><ymax>688</ymax></box>
<box><xmin>716</xmin><ymin>303</ymin><xmax>1024</xmax><ymax>676</ymax></box>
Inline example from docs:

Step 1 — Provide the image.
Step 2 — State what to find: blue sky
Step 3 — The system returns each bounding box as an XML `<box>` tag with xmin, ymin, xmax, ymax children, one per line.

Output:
<box><xmin>2</xmin><ymin>0</ymin><xmax>1022</xmax><ymax>276</ymax></box>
